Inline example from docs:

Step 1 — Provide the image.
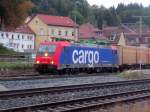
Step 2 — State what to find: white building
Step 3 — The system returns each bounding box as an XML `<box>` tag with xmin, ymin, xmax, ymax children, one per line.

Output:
<box><xmin>0</xmin><ymin>25</ymin><xmax>35</xmax><ymax>52</ymax></box>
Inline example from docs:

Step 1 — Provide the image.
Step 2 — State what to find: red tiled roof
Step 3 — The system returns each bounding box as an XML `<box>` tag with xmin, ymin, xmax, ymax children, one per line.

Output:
<box><xmin>79</xmin><ymin>23</ymin><xmax>105</xmax><ymax>39</ymax></box>
<box><xmin>79</xmin><ymin>23</ymin><xmax>95</xmax><ymax>38</ymax></box>
<box><xmin>37</xmin><ymin>14</ymin><xmax>77</xmax><ymax>27</ymax></box>
<box><xmin>15</xmin><ymin>25</ymin><xmax>35</xmax><ymax>34</ymax></box>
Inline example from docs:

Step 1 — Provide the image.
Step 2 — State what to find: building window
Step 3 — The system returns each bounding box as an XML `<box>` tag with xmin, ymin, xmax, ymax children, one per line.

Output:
<box><xmin>30</xmin><ymin>36</ymin><xmax>32</xmax><ymax>40</ymax></box>
<box><xmin>22</xmin><ymin>45</ymin><xmax>24</xmax><ymax>48</ymax></box>
<box><xmin>18</xmin><ymin>35</ymin><xmax>20</xmax><ymax>39</ymax></box>
<box><xmin>6</xmin><ymin>33</ymin><xmax>8</xmax><ymax>38</ymax></box>
<box><xmin>27</xmin><ymin>36</ymin><xmax>30</xmax><ymax>40</ymax></box>
<box><xmin>95</xmin><ymin>31</ymin><xmax>100</xmax><ymax>36</ymax></box>
<box><xmin>51</xmin><ymin>29</ymin><xmax>54</xmax><ymax>36</ymax></box>
<box><xmin>17</xmin><ymin>44</ymin><xmax>19</xmax><ymax>48</ymax></box>
<box><xmin>65</xmin><ymin>31</ymin><xmax>68</xmax><ymax>36</ymax></box>
<box><xmin>40</xmin><ymin>28</ymin><xmax>44</xmax><ymax>35</ymax></box>
<box><xmin>35</xmin><ymin>20</ymin><xmax>38</xmax><ymax>25</ymax></box>
<box><xmin>1</xmin><ymin>33</ymin><xmax>4</xmax><ymax>37</ymax></box>
<box><xmin>12</xmin><ymin>34</ymin><xmax>14</xmax><ymax>39</ymax></box>
<box><xmin>136</xmin><ymin>38</ymin><xmax>139</xmax><ymax>43</ymax></box>
<box><xmin>145</xmin><ymin>38</ymin><xmax>148</xmax><ymax>43</ymax></box>
<box><xmin>58</xmin><ymin>31</ymin><xmax>61</xmax><ymax>36</ymax></box>
<box><xmin>72</xmin><ymin>31</ymin><xmax>74</xmax><ymax>36</ymax></box>
<box><xmin>14</xmin><ymin>43</ymin><xmax>16</xmax><ymax>48</ymax></box>
<box><xmin>22</xmin><ymin>35</ymin><xmax>24</xmax><ymax>39</ymax></box>
<box><xmin>110</xmin><ymin>34</ymin><xmax>116</xmax><ymax>41</ymax></box>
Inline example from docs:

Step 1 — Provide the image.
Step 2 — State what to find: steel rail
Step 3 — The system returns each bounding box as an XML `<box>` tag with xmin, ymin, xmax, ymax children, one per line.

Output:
<box><xmin>0</xmin><ymin>79</ymin><xmax>150</xmax><ymax>98</ymax></box>
<box><xmin>1</xmin><ymin>87</ymin><xmax>150</xmax><ymax>112</ymax></box>
<box><xmin>0</xmin><ymin>73</ymin><xmax>114</xmax><ymax>81</ymax></box>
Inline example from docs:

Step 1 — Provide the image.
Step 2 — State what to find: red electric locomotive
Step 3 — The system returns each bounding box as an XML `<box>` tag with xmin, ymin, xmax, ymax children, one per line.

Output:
<box><xmin>34</xmin><ymin>41</ymin><xmax>118</xmax><ymax>74</ymax></box>
<box><xmin>34</xmin><ymin>41</ymin><xmax>71</xmax><ymax>73</ymax></box>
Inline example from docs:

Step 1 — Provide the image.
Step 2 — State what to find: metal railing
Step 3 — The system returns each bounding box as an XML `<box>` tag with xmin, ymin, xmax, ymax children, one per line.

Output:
<box><xmin>0</xmin><ymin>54</ymin><xmax>34</xmax><ymax>63</ymax></box>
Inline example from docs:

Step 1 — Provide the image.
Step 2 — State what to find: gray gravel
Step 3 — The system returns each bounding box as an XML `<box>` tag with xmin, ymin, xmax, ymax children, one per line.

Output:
<box><xmin>0</xmin><ymin>81</ymin><xmax>149</xmax><ymax>110</ymax></box>
<box><xmin>0</xmin><ymin>75</ymin><xmax>125</xmax><ymax>90</ymax></box>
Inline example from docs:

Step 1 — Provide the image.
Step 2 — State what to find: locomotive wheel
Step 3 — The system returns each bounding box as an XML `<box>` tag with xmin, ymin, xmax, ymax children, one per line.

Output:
<box><xmin>58</xmin><ymin>69</ymin><xmax>65</xmax><ymax>75</ymax></box>
<box><xmin>65</xmin><ymin>68</ymin><xmax>71</xmax><ymax>75</ymax></box>
<box><xmin>37</xmin><ymin>69</ymin><xmax>47</xmax><ymax>74</ymax></box>
<box><xmin>95</xmin><ymin>68</ymin><xmax>101</xmax><ymax>73</ymax></box>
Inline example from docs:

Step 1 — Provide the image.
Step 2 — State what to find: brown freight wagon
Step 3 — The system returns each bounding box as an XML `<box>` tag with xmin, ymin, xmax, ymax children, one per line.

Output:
<box><xmin>117</xmin><ymin>45</ymin><xmax>150</xmax><ymax>70</ymax></box>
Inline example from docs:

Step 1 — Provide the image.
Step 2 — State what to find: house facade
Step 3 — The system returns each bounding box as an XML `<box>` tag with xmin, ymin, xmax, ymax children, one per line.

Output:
<box><xmin>0</xmin><ymin>25</ymin><xmax>35</xmax><ymax>52</ymax></box>
<box><xmin>102</xmin><ymin>24</ymin><xmax>150</xmax><ymax>46</ymax></box>
<box><xmin>78</xmin><ymin>23</ymin><xmax>108</xmax><ymax>44</ymax></box>
<box><xmin>79</xmin><ymin>23</ymin><xmax>106</xmax><ymax>40</ymax></box>
<box><xmin>27</xmin><ymin>14</ymin><xmax>78</xmax><ymax>49</ymax></box>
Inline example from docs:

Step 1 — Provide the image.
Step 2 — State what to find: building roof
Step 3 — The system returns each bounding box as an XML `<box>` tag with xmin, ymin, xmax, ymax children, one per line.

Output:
<box><xmin>79</xmin><ymin>23</ymin><xmax>105</xmax><ymax>39</ymax></box>
<box><xmin>15</xmin><ymin>25</ymin><xmax>35</xmax><ymax>34</ymax></box>
<box><xmin>36</xmin><ymin>14</ymin><xmax>78</xmax><ymax>27</ymax></box>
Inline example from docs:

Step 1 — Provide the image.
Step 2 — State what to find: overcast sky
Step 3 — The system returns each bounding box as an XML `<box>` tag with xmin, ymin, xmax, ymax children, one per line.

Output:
<box><xmin>87</xmin><ymin>0</ymin><xmax>150</xmax><ymax>8</ymax></box>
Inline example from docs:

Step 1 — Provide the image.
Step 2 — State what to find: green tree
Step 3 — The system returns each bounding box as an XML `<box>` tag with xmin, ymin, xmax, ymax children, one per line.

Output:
<box><xmin>69</xmin><ymin>10</ymin><xmax>84</xmax><ymax>25</ymax></box>
<box><xmin>0</xmin><ymin>0</ymin><xmax>32</xmax><ymax>30</ymax></box>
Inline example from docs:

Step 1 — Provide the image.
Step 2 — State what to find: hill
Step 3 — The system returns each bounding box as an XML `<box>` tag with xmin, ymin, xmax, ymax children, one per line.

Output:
<box><xmin>31</xmin><ymin>0</ymin><xmax>150</xmax><ymax>28</ymax></box>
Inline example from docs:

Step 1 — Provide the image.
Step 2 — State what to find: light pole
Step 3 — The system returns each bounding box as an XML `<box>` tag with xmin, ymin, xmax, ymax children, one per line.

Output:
<box><xmin>74</xmin><ymin>1</ymin><xmax>80</xmax><ymax>42</ymax></box>
<box><xmin>133</xmin><ymin>16</ymin><xmax>150</xmax><ymax>71</ymax></box>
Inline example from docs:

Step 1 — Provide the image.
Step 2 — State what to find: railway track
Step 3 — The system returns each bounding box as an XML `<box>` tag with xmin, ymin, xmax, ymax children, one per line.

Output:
<box><xmin>3</xmin><ymin>89</ymin><xmax>149</xmax><ymax>112</ymax></box>
<box><xmin>0</xmin><ymin>79</ymin><xmax>150</xmax><ymax>97</ymax></box>
<box><xmin>0</xmin><ymin>73</ymin><xmax>114</xmax><ymax>81</ymax></box>
<box><xmin>0</xmin><ymin>79</ymin><xmax>150</xmax><ymax>111</ymax></box>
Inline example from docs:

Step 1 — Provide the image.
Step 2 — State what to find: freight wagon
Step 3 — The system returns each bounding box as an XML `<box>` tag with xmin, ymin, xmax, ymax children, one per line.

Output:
<box><xmin>118</xmin><ymin>45</ymin><xmax>150</xmax><ymax>71</ymax></box>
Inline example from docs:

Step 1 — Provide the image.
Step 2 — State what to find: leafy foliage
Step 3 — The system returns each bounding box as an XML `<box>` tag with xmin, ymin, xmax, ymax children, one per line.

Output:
<box><xmin>0</xmin><ymin>62</ymin><xmax>33</xmax><ymax>70</ymax></box>
<box><xmin>0</xmin><ymin>0</ymin><xmax>32</xmax><ymax>30</ymax></box>
<box><xmin>0</xmin><ymin>44</ymin><xmax>15</xmax><ymax>54</ymax></box>
<box><xmin>31</xmin><ymin>0</ymin><xmax>150</xmax><ymax>28</ymax></box>
<box><xmin>1</xmin><ymin>0</ymin><xmax>150</xmax><ymax>29</ymax></box>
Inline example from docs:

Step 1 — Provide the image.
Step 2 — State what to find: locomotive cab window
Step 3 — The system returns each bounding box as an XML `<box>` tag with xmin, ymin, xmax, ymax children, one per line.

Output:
<box><xmin>38</xmin><ymin>44</ymin><xmax>56</xmax><ymax>53</ymax></box>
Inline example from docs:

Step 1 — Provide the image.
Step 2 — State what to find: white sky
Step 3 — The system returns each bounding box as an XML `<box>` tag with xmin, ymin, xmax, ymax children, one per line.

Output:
<box><xmin>87</xmin><ymin>0</ymin><xmax>150</xmax><ymax>8</ymax></box>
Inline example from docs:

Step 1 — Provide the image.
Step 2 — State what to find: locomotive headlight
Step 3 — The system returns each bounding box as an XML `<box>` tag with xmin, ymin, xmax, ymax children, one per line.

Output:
<box><xmin>36</xmin><ymin>60</ymin><xmax>40</xmax><ymax>64</ymax></box>
<box><xmin>44</xmin><ymin>52</ymin><xmax>48</xmax><ymax>57</ymax></box>
<box><xmin>50</xmin><ymin>60</ymin><xmax>54</xmax><ymax>64</ymax></box>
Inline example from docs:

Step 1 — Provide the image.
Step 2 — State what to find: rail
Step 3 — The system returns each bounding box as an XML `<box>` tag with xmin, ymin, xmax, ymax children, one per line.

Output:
<box><xmin>0</xmin><ymin>54</ymin><xmax>34</xmax><ymax>62</ymax></box>
<box><xmin>0</xmin><ymin>79</ymin><xmax>150</xmax><ymax>111</ymax></box>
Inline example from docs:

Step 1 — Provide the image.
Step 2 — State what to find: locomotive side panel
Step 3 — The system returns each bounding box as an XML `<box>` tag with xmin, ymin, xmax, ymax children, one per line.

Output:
<box><xmin>59</xmin><ymin>46</ymin><xmax>118</xmax><ymax>69</ymax></box>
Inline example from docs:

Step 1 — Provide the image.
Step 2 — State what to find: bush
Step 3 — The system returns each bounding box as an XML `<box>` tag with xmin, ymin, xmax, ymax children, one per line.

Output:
<box><xmin>0</xmin><ymin>62</ymin><xmax>33</xmax><ymax>70</ymax></box>
<box><xmin>0</xmin><ymin>44</ymin><xmax>15</xmax><ymax>54</ymax></box>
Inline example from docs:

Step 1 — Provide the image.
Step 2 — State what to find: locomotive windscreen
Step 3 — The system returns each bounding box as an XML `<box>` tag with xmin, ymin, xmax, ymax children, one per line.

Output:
<box><xmin>38</xmin><ymin>44</ymin><xmax>56</xmax><ymax>53</ymax></box>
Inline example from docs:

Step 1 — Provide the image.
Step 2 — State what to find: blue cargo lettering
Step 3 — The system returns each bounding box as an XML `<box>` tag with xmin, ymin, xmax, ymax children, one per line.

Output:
<box><xmin>72</xmin><ymin>50</ymin><xmax>78</xmax><ymax>63</ymax></box>
<box><xmin>94</xmin><ymin>51</ymin><xmax>99</xmax><ymax>63</ymax></box>
<box><xmin>72</xmin><ymin>49</ymin><xmax>99</xmax><ymax>65</ymax></box>
<box><xmin>78</xmin><ymin>50</ymin><xmax>84</xmax><ymax>63</ymax></box>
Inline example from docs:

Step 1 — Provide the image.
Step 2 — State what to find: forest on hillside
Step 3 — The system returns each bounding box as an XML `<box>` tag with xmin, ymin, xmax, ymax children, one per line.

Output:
<box><xmin>1</xmin><ymin>0</ymin><xmax>150</xmax><ymax>29</ymax></box>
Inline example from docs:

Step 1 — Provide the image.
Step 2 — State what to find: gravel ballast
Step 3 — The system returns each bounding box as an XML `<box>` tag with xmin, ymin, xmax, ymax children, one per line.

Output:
<box><xmin>0</xmin><ymin>80</ymin><xmax>150</xmax><ymax>110</ymax></box>
<box><xmin>0</xmin><ymin>75</ymin><xmax>125</xmax><ymax>90</ymax></box>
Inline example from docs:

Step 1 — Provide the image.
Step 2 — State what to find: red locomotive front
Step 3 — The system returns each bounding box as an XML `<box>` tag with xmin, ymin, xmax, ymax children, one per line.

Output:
<box><xmin>34</xmin><ymin>41</ymin><xmax>70</xmax><ymax>74</ymax></box>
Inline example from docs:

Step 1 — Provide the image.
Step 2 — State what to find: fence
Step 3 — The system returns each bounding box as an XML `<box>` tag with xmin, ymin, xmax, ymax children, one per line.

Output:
<box><xmin>0</xmin><ymin>54</ymin><xmax>34</xmax><ymax>63</ymax></box>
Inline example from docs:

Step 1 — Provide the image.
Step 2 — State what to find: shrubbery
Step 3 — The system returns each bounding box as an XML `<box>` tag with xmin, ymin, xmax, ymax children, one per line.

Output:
<box><xmin>0</xmin><ymin>62</ymin><xmax>33</xmax><ymax>70</ymax></box>
<box><xmin>0</xmin><ymin>44</ymin><xmax>15</xmax><ymax>54</ymax></box>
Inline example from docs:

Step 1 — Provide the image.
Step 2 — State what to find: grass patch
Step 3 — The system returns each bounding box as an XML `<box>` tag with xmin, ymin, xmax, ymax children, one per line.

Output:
<box><xmin>118</xmin><ymin>70</ymin><xmax>144</xmax><ymax>79</ymax></box>
<box><xmin>0</xmin><ymin>62</ymin><xmax>33</xmax><ymax>70</ymax></box>
<box><xmin>0</xmin><ymin>44</ymin><xmax>15</xmax><ymax>54</ymax></box>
